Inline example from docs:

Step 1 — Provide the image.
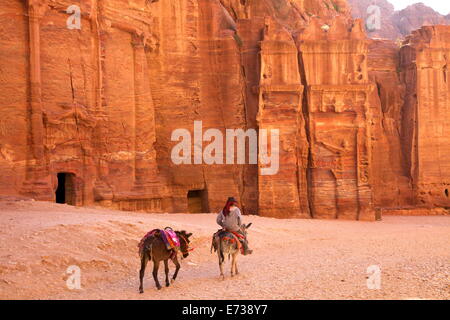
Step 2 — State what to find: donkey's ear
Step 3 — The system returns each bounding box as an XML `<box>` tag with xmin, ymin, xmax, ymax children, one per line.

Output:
<box><xmin>246</xmin><ymin>223</ymin><xmax>252</xmax><ymax>229</ymax></box>
<box><xmin>187</xmin><ymin>233</ymin><xmax>193</xmax><ymax>238</ymax></box>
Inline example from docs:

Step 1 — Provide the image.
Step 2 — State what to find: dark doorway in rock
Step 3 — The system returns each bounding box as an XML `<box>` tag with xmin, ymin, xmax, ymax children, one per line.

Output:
<box><xmin>445</xmin><ymin>189</ymin><xmax>449</xmax><ymax>198</ymax></box>
<box><xmin>55</xmin><ymin>173</ymin><xmax>76</xmax><ymax>205</ymax></box>
<box><xmin>187</xmin><ymin>189</ymin><xmax>208</xmax><ymax>213</ymax></box>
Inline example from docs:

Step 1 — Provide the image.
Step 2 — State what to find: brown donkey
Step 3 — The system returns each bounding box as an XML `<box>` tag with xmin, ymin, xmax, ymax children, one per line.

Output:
<box><xmin>211</xmin><ymin>223</ymin><xmax>252</xmax><ymax>280</ymax></box>
<box><xmin>139</xmin><ymin>230</ymin><xmax>192</xmax><ymax>293</ymax></box>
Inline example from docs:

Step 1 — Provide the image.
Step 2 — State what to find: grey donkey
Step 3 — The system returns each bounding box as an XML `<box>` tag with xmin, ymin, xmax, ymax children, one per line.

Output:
<box><xmin>211</xmin><ymin>223</ymin><xmax>252</xmax><ymax>280</ymax></box>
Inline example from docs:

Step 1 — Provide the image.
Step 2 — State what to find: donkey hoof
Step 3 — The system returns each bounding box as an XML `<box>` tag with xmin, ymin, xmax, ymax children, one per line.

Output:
<box><xmin>139</xmin><ymin>289</ymin><xmax>144</xmax><ymax>294</ymax></box>
<box><xmin>157</xmin><ymin>285</ymin><xmax>162</xmax><ymax>290</ymax></box>
<box><xmin>166</xmin><ymin>282</ymin><xmax>170</xmax><ymax>287</ymax></box>
<box><xmin>220</xmin><ymin>275</ymin><xmax>225</xmax><ymax>281</ymax></box>
<box><xmin>171</xmin><ymin>278</ymin><xmax>175</xmax><ymax>284</ymax></box>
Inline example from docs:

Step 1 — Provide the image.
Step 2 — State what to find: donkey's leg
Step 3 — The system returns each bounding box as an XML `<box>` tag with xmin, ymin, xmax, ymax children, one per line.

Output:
<box><xmin>139</xmin><ymin>252</ymin><xmax>149</xmax><ymax>293</ymax></box>
<box><xmin>171</xmin><ymin>255</ymin><xmax>181</xmax><ymax>283</ymax></box>
<box><xmin>218</xmin><ymin>252</ymin><xmax>225</xmax><ymax>280</ymax></box>
<box><xmin>152</xmin><ymin>259</ymin><xmax>162</xmax><ymax>290</ymax></box>
<box><xmin>234</xmin><ymin>253</ymin><xmax>239</xmax><ymax>275</ymax></box>
<box><xmin>164</xmin><ymin>259</ymin><xmax>170</xmax><ymax>287</ymax></box>
<box><xmin>231</xmin><ymin>253</ymin><xmax>236</xmax><ymax>277</ymax></box>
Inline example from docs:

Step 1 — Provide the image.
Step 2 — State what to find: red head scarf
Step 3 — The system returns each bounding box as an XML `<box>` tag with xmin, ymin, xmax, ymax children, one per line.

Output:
<box><xmin>222</xmin><ymin>197</ymin><xmax>238</xmax><ymax>216</ymax></box>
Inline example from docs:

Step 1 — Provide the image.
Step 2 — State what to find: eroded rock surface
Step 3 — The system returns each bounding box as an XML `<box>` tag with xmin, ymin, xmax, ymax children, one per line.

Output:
<box><xmin>400</xmin><ymin>26</ymin><xmax>450</xmax><ymax>208</ymax></box>
<box><xmin>0</xmin><ymin>0</ymin><xmax>448</xmax><ymax>219</ymax></box>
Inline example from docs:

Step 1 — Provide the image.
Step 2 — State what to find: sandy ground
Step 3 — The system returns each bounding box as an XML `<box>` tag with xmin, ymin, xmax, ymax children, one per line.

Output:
<box><xmin>0</xmin><ymin>199</ymin><xmax>449</xmax><ymax>300</ymax></box>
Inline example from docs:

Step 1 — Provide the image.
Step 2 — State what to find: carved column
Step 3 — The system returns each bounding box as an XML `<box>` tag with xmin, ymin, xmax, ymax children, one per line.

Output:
<box><xmin>28</xmin><ymin>1</ymin><xmax>45</xmax><ymax>161</ymax></box>
<box><xmin>257</xmin><ymin>18</ymin><xmax>310</xmax><ymax>219</ymax></box>
<box><xmin>100</xmin><ymin>20</ymin><xmax>165</xmax><ymax>211</ymax></box>
<box><xmin>356</xmin><ymin>88</ymin><xmax>375</xmax><ymax>220</ymax></box>
<box><xmin>92</xmin><ymin>2</ymin><xmax>113</xmax><ymax>203</ymax></box>
<box><xmin>20</xmin><ymin>0</ymin><xmax>53</xmax><ymax>200</ymax></box>
<box><xmin>131</xmin><ymin>32</ymin><xmax>158</xmax><ymax>186</ymax></box>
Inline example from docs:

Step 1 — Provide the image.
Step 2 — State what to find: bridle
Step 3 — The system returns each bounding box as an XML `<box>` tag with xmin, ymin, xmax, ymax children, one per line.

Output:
<box><xmin>178</xmin><ymin>233</ymin><xmax>194</xmax><ymax>255</ymax></box>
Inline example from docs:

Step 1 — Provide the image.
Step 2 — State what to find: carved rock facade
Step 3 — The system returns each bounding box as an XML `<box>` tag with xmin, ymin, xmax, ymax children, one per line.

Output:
<box><xmin>400</xmin><ymin>26</ymin><xmax>450</xmax><ymax>208</ymax></box>
<box><xmin>0</xmin><ymin>0</ymin><xmax>449</xmax><ymax>219</ymax></box>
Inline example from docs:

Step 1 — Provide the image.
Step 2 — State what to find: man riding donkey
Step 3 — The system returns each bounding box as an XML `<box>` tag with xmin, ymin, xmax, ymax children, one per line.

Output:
<box><xmin>215</xmin><ymin>197</ymin><xmax>252</xmax><ymax>255</ymax></box>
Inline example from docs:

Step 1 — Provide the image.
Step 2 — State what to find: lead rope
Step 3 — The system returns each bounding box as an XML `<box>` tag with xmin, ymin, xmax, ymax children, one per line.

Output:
<box><xmin>178</xmin><ymin>234</ymin><xmax>195</xmax><ymax>255</ymax></box>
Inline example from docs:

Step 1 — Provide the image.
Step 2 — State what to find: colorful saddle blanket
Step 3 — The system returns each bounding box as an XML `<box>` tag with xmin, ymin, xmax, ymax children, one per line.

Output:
<box><xmin>138</xmin><ymin>227</ymin><xmax>180</xmax><ymax>251</ymax></box>
<box><xmin>217</xmin><ymin>229</ymin><xmax>244</xmax><ymax>240</ymax></box>
<box><xmin>162</xmin><ymin>227</ymin><xmax>180</xmax><ymax>249</ymax></box>
<box><xmin>215</xmin><ymin>229</ymin><xmax>244</xmax><ymax>252</ymax></box>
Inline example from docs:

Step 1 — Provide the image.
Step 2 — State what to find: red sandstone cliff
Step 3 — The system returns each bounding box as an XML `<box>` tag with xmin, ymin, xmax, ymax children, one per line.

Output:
<box><xmin>0</xmin><ymin>0</ymin><xmax>449</xmax><ymax>219</ymax></box>
<box><xmin>400</xmin><ymin>26</ymin><xmax>450</xmax><ymax>208</ymax></box>
<box><xmin>367</xmin><ymin>39</ymin><xmax>413</xmax><ymax>207</ymax></box>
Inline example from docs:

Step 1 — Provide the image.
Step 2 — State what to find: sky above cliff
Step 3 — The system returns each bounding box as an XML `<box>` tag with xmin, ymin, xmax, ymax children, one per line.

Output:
<box><xmin>392</xmin><ymin>1</ymin><xmax>449</xmax><ymax>15</ymax></box>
